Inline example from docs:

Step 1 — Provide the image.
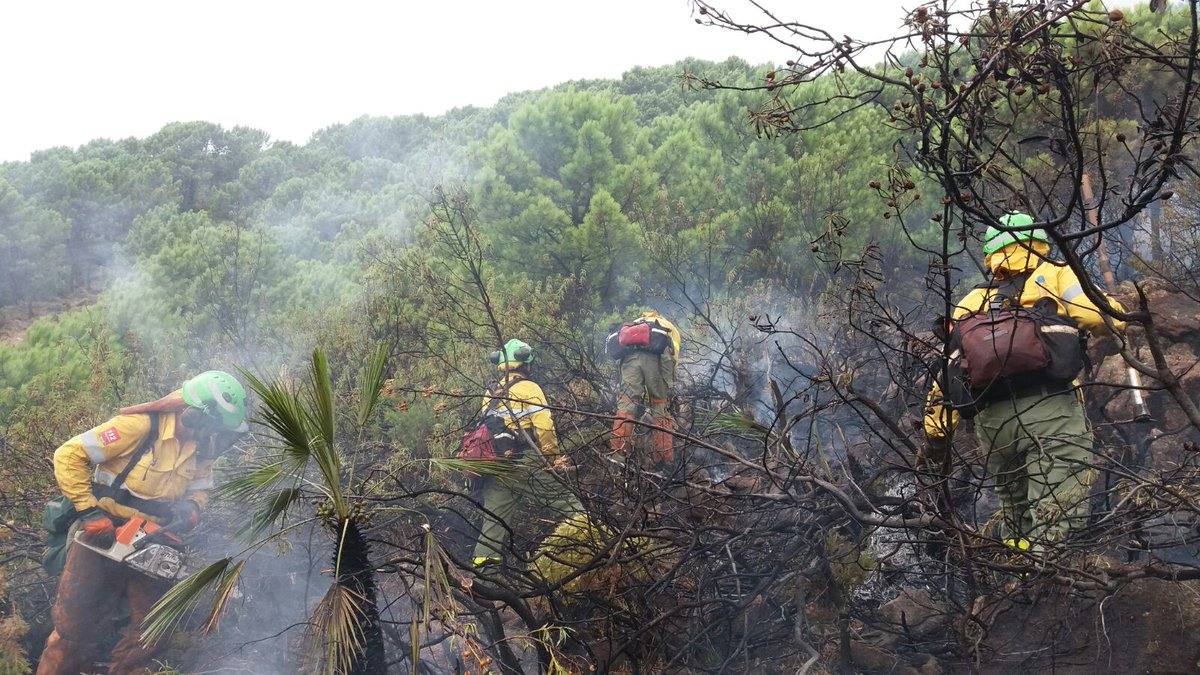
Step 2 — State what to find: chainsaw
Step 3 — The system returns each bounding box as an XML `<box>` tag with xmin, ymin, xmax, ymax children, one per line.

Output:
<box><xmin>74</xmin><ymin>515</ymin><xmax>193</xmax><ymax>581</ymax></box>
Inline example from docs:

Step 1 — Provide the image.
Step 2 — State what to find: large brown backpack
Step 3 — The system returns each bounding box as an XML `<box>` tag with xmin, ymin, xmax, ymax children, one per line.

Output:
<box><xmin>939</xmin><ymin>271</ymin><xmax>1087</xmax><ymax>416</ymax></box>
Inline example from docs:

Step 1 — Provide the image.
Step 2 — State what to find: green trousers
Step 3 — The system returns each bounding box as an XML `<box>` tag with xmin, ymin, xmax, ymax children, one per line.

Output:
<box><xmin>975</xmin><ymin>389</ymin><xmax>1095</xmax><ymax>548</ymax></box>
<box><xmin>473</xmin><ymin>462</ymin><xmax>581</xmax><ymax>562</ymax></box>
<box><xmin>617</xmin><ymin>349</ymin><xmax>676</xmax><ymax>417</ymax></box>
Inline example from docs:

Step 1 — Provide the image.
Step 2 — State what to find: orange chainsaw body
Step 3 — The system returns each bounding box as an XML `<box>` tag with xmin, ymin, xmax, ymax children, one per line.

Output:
<box><xmin>74</xmin><ymin>515</ymin><xmax>187</xmax><ymax>580</ymax></box>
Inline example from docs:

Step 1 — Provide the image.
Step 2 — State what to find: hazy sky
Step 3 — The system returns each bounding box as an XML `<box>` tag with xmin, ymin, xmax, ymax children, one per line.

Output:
<box><xmin>0</xmin><ymin>0</ymin><xmax>904</xmax><ymax>161</ymax></box>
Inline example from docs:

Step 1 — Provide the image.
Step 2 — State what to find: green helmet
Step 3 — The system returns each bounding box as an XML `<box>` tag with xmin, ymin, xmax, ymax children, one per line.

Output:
<box><xmin>982</xmin><ymin>212</ymin><xmax>1049</xmax><ymax>255</ymax></box>
<box><xmin>489</xmin><ymin>339</ymin><xmax>534</xmax><ymax>370</ymax></box>
<box><xmin>181</xmin><ymin>370</ymin><xmax>248</xmax><ymax>432</ymax></box>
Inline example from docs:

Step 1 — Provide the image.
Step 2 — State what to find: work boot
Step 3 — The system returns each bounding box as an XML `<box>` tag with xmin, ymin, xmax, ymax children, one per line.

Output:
<box><xmin>610</xmin><ymin>412</ymin><xmax>634</xmax><ymax>455</ymax></box>
<box><xmin>472</xmin><ymin>556</ymin><xmax>501</xmax><ymax>569</ymax></box>
<box><xmin>651</xmin><ymin>417</ymin><xmax>675</xmax><ymax>464</ymax></box>
<box><xmin>1002</xmin><ymin>537</ymin><xmax>1031</xmax><ymax>552</ymax></box>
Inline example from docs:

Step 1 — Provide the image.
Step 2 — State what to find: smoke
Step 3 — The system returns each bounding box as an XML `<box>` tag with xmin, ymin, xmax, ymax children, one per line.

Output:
<box><xmin>175</xmin><ymin>515</ymin><xmax>322</xmax><ymax>673</ymax></box>
<box><xmin>70</xmin><ymin>116</ymin><xmax>481</xmax><ymax>672</ymax></box>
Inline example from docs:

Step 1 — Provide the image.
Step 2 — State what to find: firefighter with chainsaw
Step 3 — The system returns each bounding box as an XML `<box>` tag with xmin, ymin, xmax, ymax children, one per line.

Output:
<box><xmin>37</xmin><ymin>371</ymin><xmax>248</xmax><ymax>675</ymax></box>
<box><xmin>466</xmin><ymin>339</ymin><xmax>579</xmax><ymax>568</ymax></box>
<box><xmin>924</xmin><ymin>213</ymin><xmax>1125</xmax><ymax>555</ymax></box>
<box><xmin>608</xmin><ymin>310</ymin><xmax>682</xmax><ymax>463</ymax></box>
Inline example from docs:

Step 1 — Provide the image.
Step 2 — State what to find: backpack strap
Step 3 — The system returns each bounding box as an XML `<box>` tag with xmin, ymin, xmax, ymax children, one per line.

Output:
<box><xmin>109</xmin><ymin>413</ymin><xmax>160</xmax><ymax>492</ymax></box>
<box><xmin>482</xmin><ymin>377</ymin><xmax>522</xmax><ymax>417</ymax></box>
<box><xmin>977</xmin><ymin>270</ymin><xmax>1034</xmax><ymax>309</ymax></box>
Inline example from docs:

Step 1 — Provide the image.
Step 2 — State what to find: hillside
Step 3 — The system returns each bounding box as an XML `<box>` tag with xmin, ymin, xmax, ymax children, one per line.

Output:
<box><xmin>2</xmin><ymin>2</ymin><xmax>1200</xmax><ymax>673</ymax></box>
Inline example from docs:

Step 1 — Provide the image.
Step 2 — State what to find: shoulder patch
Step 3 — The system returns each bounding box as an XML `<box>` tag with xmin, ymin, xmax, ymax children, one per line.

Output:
<box><xmin>99</xmin><ymin>427</ymin><xmax>121</xmax><ymax>446</ymax></box>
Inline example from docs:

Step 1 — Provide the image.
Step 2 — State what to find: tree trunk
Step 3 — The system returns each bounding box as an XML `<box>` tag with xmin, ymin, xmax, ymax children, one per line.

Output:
<box><xmin>338</xmin><ymin>518</ymin><xmax>386</xmax><ymax>675</ymax></box>
<box><xmin>1149</xmin><ymin>200</ymin><xmax>1165</xmax><ymax>262</ymax></box>
<box><xmin>1081</xmin><ymin>171</ymin><xmax>1119</xmax><ymax>290</ymax></box>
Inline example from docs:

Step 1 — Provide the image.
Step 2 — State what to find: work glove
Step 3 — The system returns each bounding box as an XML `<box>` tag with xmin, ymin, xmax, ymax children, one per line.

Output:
<box><xmin>547</xmin><ymin>455</ymin><xmax>577</xmax><ymax>475</ymax></box>
<box><xmin>170</xmin><ymin>500</ymin><xmax>201</xmax><ymax>533</ymax></box>
<box><xmin>77</xmin><ymin>507</ymin><xmax>116</xmax><ymax>547</ymax></box>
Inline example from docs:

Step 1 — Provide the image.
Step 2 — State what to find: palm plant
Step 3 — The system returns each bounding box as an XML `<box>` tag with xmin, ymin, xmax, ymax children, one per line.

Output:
<box><xmin>143</xmin><ymin>345</ymin><xmax>389</xmax><ymax>674</ymax></box>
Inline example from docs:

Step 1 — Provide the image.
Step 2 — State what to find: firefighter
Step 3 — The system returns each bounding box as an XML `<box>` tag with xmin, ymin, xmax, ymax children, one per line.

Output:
<box><xmin>924</xmin><ymin>213</ymin><xmax>1125</xmax><ymax>553</ymax></box>
<box><xmin>472</xmin><ymin>339</ymin><xmax>579</xmax><ymax>568</ymax></box>
<box><xmin>610</xmin><ymin>310</ymin><xmax>682</xmax><ymax>463</ymax></box>
<box><xmin>37</xmin><ymin>371</ymin><xmax>248</xmax><ymax>675</ymax></box>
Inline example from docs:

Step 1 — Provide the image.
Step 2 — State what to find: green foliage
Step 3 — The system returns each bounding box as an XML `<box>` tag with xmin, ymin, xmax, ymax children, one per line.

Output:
<box><xmin>0</xmin><ymin>178</ymin><xmax>68</xmax><ymax>311</ymax></box>
<box><xmin>0</xmin><ymin>57</ymin><xmax>933</xmax><ymax>335</ymax></box>
<box><xmin>141</xmin><ymin>557</ymin><xmax>239</xmax><ymax>646</ymax></box>
<box><xmin>0</xmin><ymin>308</ymin><xmax>129</xmax><ymax>423</ymax></box>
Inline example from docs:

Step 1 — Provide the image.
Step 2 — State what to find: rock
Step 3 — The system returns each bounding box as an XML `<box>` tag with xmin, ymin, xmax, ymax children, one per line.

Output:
<box><xmin>1145</xmin><ymin>285</ymin><xmax>1200</xmax><ymax>345</ymax></box>
<box><xmin>1096</xmin><ymin>352</ymin><xmax>1138</xmax><ymax>421</ymax></box>
<box><xmin>1092</xmin><ymin>341</ymin><xmax>1199</xmax><ymax>464</ymax></box>
<box><xmin>849</xmin><ymin>640</ymin><xmax>900</xmax><ymax>672</ymax></box>
<box><xmin>1096</xmin><ymin>342</ymin><xmax>1198</xmax><ymax>410</ymax></box>
<box><xmin>1105</xmin><ymin>278</ymin><xmax>1200</xmax><ymax>344</ymax></box>
<box><xmin>905</xmin><ymin>652</ymin><xmax>943</xmax><ymax>675</ymax></box>
<box><xmin>1167</xmin><ymin>343</ymin><xmax>1200</xmax><ymax>399</ymax></box>
<box><xmin>879</xmin><ymin>587</ymin><xmax>949</xmax><ymax>639</ymax></box>
<box><xmin>975</xmin><ymin>577</ymin><xmax>1200</xmax><ymax>673</ymax></box>
<box><xmin>722</xmin><ymin>472</ymin><xmax>761</xmax><ymax>493</ymax></box>
<box><xmin>850</xmin><ymin>641</ymin><xmax>943</xmax><ymax>675</ymax></box>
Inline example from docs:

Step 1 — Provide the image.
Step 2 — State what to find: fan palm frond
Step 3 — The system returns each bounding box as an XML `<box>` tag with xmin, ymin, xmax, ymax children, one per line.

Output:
<box><xmin>709</xmin><ymin>411</ymin><xmax>768</xmax><ymax>434</ymax></box>
<box><xmin>237</xmin><ymin>487</ymin><xmax>304</xmax><ymax>539</ymax></box>
<box><xmin>357</xmin><ymin>344</ymin><xmax>389</xmax><ymax>428</ymax></box>
<box><xmin>242</xmin><ymin>369</ymin><xmax>315</xmax><ymax>463</ymax></box>
<box><xmin>141</xmin><ymin>558</ymin><xmax>233</xmax><ymax>645</ymax></box>
<box><xmin>307</xmin><ymin>581</ymin><xmax>368</xmax><ymax>675</ymax></box>
<box><xmin>430</xmin><ymin>457</ymin><xmax>523</xmax><ymax>480</ymax></box>
<box><xmin>201</xmin><ymin>560</ymin><xmax>246</xmax><ymax>633</ymax></box>
<box><xmin>305</xmin><ymin>349</ymin><xmax>346</xmax><ymax>513</ymax></box>
<box><xmin>215</xmin><ymin>459</ymin><xmax>290</xmax><ymax>503</ymax></box>
<box><xmin>166</xmin><ymin>347</ymin><xmax>393</xmax><ymax>671</ymax></box>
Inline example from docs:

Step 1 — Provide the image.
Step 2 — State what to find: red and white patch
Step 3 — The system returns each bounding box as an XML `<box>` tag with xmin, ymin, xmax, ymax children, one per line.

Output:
<box><xmin>99</xmin><ymin>427</ymin><xmax>121</xmax><ymax>446</ymax></box>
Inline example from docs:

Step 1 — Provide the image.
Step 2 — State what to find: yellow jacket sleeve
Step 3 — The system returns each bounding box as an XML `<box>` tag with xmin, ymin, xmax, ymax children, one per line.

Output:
<box><xmin>1041</xmin><ymin>265</ymin><xmax>1126</xmax><ymax>334</ymax></box>
<box><xmin>97</xmin><ymin>496</ymin><xmax>163</xmax><ymax>523</ymax></box>
<box><xmin>53</xmin><ymin>414</ymin><xmax>153</xmax><ymax>511</ymax></box>
<box><xmin>923</xmin><ymin>380</ymin><xmax>958</xmax><ymax>440</ymax></box>
<box><xmin>658</xmin><ymin>318</ymin><xmax>682</xmax><ymax>356</ymax></box>
<box><xmin>923</xmin><ymin>290</ymin><xmax>983</xmax><ymax>441</ymax></box>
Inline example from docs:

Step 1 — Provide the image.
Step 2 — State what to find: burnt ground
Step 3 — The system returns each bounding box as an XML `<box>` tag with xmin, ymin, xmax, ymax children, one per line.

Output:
<box><xmin>978</xmin><ymin>578</ymin><xmax>1200</xmax><ymax>674</ymax></box>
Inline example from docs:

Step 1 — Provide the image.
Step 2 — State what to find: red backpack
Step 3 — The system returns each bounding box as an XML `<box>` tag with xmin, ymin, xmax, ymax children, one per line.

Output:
<box><xmin>606</xmin><ymin>319</ymin><xmax>673</xmax><ymax>360</ymax></box>
<box><xmin>618</xmin><ymin>322</ymin><xmax>651</xmax><ymax>348</ymax></box>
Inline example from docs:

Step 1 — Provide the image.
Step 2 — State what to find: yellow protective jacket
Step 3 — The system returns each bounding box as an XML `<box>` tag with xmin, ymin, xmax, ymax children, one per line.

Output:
<box><xmin>923</xmin><ymin>241</ymin><xmax>1126</xmax><ymax>439</ymax></box>
<box><xmin>53</xmin><ymin>412</ymin><xmax>213</xmax><ymax>512</ymax></box>
<box><xmin>483</xmin><ymin>374</ymin><xmax>559</xmax><ymax>458</ymax></box>
<box><xmin>637</xmin><ymin>311</ymin><xmax>682</xmax><ymax>357</ymax></box>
